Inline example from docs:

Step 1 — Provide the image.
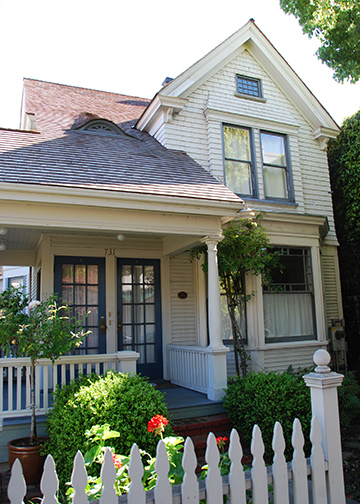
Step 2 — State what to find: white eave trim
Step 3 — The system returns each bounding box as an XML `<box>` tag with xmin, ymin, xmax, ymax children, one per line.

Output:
<box><xmin>204</xmin><ymin>106</ymin><xmax>300</xmax><ymax>133</ymax></box>
<box><xmin>0</xmin><ymin>182</ymin><xmax>243</xmax><ymax>217</ymax></box>
<box><xmin>136</xmin><ymin>94</ymin><xmax>188</xmax><ymax>131</ymax></box>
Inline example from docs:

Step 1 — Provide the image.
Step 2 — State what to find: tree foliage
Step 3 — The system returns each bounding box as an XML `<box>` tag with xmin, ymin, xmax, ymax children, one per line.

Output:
<box><xmin>280</xmin><ymin>0</ymin><xmax>360</xmax><ymax>83</ymax></box>
<box><xmin>328</xmin><ymin>110</ymin><xmax>360</xmax><ymax>278</ymax></box>
<box><xmin>191</xmin><ymin>216</ymin><xmax>278</xmax><ymax>376</ymax></box>
<box><xmin>328</xmin><ymin>111</ymin><xmax>360</xmax><ymax>367</ymax></box>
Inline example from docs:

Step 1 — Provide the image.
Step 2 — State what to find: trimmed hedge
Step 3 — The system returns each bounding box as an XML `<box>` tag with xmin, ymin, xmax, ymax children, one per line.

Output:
<box><xmin>45</xmin><ymin>372</ymin><xmax>172</xmax><ymax>491</ymax></box>
<box><xmin>223</xmin><ymin>371</ymin><xmax>312</xmax><ymax>462</ymax></box>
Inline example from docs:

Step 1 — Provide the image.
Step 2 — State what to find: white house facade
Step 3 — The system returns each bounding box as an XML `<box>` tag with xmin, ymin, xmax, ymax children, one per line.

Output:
<box><xmin>0</xmin><ymin>20</ymin><xmax>342</xmax><ymax>403</ymax></box>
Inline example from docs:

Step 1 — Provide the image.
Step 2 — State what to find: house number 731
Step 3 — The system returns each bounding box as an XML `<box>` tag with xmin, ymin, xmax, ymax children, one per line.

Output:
<box><xmin>104</xmin><ymin>248</ymin><xmax>115</xmax><ymax>256</ymax></box>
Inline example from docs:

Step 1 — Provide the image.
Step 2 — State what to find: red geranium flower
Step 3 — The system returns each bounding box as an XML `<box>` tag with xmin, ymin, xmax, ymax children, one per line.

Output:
<box><xmin>112</xmin><ymin>453</ymin><xmax>123</xmax><ymax>469</ymax></box>
<box><xmin>147</xmin><ymin>414</ymin><xmax>169</xmax><ymax>437</ymax></box>
<box><xmin>216</xmin><ymin>436</ymin><xmax>228</xmax><ymax>450</ymax></box>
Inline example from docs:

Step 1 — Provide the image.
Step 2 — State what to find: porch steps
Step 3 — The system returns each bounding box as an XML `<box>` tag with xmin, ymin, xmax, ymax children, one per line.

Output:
<box><xmin>171</xmin><ymin>413</ymin><xmax>252</xmax><ymax>470</ymax></box>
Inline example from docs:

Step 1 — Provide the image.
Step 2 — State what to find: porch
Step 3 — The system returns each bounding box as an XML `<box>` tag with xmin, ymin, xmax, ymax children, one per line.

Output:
<box><xmin>0</xmin><ymin>352</ymin><xmax>226</xmax><ymax>463</ymax></box>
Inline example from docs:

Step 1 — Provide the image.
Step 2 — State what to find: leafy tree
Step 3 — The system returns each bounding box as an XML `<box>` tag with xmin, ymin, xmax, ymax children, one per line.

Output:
<box><xmin>0</xmin><ymin>288</ymin><xmax>88</xmax><ymax>444</ymax></box>
<box><xmin>328</xmin><ymin>110</ymin><xmax>360</xmax><ymax>368</ymax></box>
<box><xmin>191</xmin><ymin>216</ymin><xmax>278</xmax><ymax>376</ymax></box>
<box><xmin>280</xmin><ymin>0</ymin><xmax>360</xmax><ymax>83</ymax></box>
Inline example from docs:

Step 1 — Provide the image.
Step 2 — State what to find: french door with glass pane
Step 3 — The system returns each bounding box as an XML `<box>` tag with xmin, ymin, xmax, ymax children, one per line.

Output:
<box><xmin>117</xmin><ymin>259</ymin><xmax>162</xmax><ymax>379</ymax></box>
<box><xmin>54</xmin><ymin>257</ymin><xmax>106</xmax><ymax>354</ymax></box>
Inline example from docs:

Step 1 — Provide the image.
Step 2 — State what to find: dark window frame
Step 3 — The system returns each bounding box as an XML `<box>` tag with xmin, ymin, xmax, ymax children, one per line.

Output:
<box><xmin>236</xmin><ymin>74</ymin><xmax>262</xmax><ymax>98</ymax></box>
<box><xmin>264</xmin><ymin>247</ymin><xmax>316</xmax><ymax>343</ymax></box>
<box><xmin>260</xmin><ymin>130</ymin><xmax>295</xmax><ymax>203</ymax></box>
<box><xmin>222</xmin><ymin>123</ymin><xmax>259</xmax><ymax>198</ymax></box>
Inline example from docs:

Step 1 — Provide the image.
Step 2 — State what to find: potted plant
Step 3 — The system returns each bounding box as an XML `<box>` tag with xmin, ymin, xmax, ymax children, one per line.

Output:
<box><xmin>0</xmin><ymin>287</ymin><xmax>88</xmax><ymax>484</ymax></box>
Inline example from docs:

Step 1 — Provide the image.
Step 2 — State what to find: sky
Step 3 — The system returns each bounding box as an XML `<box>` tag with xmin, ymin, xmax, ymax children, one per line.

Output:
<box><xmin>0</xmin><ymin>0</ymin><xmax>360</xmax><ymax>129</ymax></box>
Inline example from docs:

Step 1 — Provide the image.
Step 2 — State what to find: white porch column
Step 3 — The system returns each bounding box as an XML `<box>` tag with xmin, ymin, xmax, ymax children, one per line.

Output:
<box><xmin>303</xmin><ymin>349</ymin><xmax>345</xmax><ymax>504</ymax></box>
<box><xmin>201</xmin><ymin>235</ymin><xmax>229</xmax><ymax>401</ymax></box>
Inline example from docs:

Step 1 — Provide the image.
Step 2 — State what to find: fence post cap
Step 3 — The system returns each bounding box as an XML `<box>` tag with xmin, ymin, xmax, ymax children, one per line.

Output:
<box><xmin>313</xmin><ymin>349</ymin><xmax>331</xmax><ymax>373</ymax></box>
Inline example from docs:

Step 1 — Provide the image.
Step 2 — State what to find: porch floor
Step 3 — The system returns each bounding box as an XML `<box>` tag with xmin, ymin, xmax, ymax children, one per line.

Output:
<box><xmin>157</xmin><ymin>385</ymin><xmax>225</xmax><ymax>421</ymax></box>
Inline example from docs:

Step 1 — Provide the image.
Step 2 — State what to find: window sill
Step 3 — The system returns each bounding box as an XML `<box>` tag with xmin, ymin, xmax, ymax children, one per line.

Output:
<box><xmin>247</xmin><ymin>340</ymin><xmax>327</xmax><ymax>351</ymax></box>
<box><xmin>234</xmin><ymin>93</ymin><xmax>267</xmax><ymax>103</ymax></box>
<box><xmin>241</xmin><ymin>197</ymin><xmax>298</xmax><ymax>208</ymax></box>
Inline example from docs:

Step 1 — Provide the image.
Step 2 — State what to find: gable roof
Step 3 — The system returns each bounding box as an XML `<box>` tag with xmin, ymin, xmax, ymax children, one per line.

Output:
<box><xmin>136</xmin><ymin>20</ymin><xmax>339</xmax><ymax>138</ymax></box>
<box><xmin>0</xmin><ymin>79</ymin><xmax>242</xmax><ymax>208</ymax></box>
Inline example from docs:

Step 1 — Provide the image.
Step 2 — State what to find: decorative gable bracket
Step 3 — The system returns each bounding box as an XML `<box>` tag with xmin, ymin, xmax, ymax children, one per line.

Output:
<box><xmin>313</xmin><ymin>127</ymin><xmax>339</xmax><ymax>151</ymax></box>
<box><xmin>137</xmin><ymin>95</ymin><xmax>187</xmax><ymax>133</ymax></box>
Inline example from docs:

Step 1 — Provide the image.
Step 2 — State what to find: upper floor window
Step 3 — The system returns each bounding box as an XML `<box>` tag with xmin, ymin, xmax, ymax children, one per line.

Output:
<box><xmin>260</xmin><ymin>132</ymin><xmax>292</xmax><ymax>201</ymax></box>
<box><xmin>236</xmin><ymin>75</ymin><xmax>262</xmax><ymax>98</ymax></box>
<box><xmin>223</xmin><ymin>125</ymin><xmax>257</xmax><ymax>197</ymax></box>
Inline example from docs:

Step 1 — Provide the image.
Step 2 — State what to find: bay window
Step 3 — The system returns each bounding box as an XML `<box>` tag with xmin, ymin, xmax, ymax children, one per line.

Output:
<box><xmin>264</xmin><ymin>247</ymin><xmax>316</xmax><ymax>342</ymax></box>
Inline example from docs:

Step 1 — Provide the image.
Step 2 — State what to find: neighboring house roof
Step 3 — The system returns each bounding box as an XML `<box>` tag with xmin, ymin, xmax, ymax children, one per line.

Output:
<box><xmin>0</xmin><ymin>79</ymin><xmax>242</xmax><ymax>205</ymax></box>
<box><xmin>136</xmin><ymin>19</ymin><xmax>340</xmax><ymax>140</ymax></box>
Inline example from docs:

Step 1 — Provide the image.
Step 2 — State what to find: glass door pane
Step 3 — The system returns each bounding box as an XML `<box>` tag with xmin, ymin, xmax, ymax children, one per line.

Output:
<box><xmin>118</xmin><ymin>259</ymin><xmax>162</xmax><ymax>379</ymax></box>
<box><xmin>55</xmin><ymin>257</ymin><xmax>106</xmax><ymax>354</ymax></box>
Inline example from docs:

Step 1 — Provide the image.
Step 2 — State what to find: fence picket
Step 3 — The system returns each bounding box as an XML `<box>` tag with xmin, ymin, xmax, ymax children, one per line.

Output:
<box><xmin>205</xmin><ymin>432</ymin><xmax>223</xmax><ymax>504</ymax></box>
<box><xmin>251</xmin><ymin>425</ymin><xmax>268</xmax><ymax>504</ymax></box>
<box><xmin>70</xmin><ymin>451</ymin><xmax>88</xmax><ymax>504</ymax></box>
<box><xmin>292</xmin><ymin>418</ymin><xmax>309</xmax><ymax>504</ymax></box>
<box><xmin>181</xmin><ymin>437</ymin><xmax>199</xmax><ymax>503</ymax></box>
<box><xmin>100</xmin><ymin>448</ymin><xmax>117</xmax><ymax>504</ymax></box>
<box><xmin>154</xmin><ymin>440</ymin><xmax>171</xmax><ymax>504</ymax></box>
<box><xmin>310</xmin><ymin>417</ymin><xmax>327</xmax><ymax>504</ymax></box>
<box><xmin>272</xmin><ymin>422</ymin><xmax>289</xmax><ymax>504</ymax></box>
<box><xmin>41</xmin><ymin>455</ymin><xmax>59</xmax><ymax>504</ymax></box>
<box><xmin>7</xmin><ymin>459</ymin><xmax>26</xmax><ymax>504</ymax></box>
<box><xmin>128</xmin><ymin>443</ymin><xmax>145</xmax><ymax>504</ymax></box>
<box><xmin>228</xmin><ymin>428</ymin><xmax>246</xmax><ymax>504</ymax></box>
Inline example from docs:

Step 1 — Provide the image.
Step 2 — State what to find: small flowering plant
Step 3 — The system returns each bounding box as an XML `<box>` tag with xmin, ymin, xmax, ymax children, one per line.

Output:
<box><xmin>147</xmin><ymin>414</ymin><xmax>169</xmax><ymax>438</ymax></box>
<box><xmin>0</xmin><ymin>287</ymin><xmax>89</xmax><ymax>445</ymax></box>
<box><xmin>69</xmin><ymin>416</ymin><xmax>184</xmax><ymax>499</ymax></box>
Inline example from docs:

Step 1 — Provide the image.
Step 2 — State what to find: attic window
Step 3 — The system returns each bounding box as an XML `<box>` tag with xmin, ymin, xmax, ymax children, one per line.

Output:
<box><xmin>82</xmin><ymin>120</ymin><xmax>122</xmax><ymax>135</ymax></box>
<box><xmin>236</xmin><ymin>75</ymin><xmax>262</xmax><ymax>98</ymax></box>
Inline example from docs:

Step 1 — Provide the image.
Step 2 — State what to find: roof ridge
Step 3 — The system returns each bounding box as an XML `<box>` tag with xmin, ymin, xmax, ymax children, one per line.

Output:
<box><xmin>23</xmin><ymin>78</ymin><xmax>150</xmax><ymax>102</ymax></box>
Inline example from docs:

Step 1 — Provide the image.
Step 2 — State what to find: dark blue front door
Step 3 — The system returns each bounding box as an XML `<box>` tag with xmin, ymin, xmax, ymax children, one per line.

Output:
<box><xmin>54</xmin><ymin>256</ymin><xmax>106</xmax><ymax>354</ymax></box>
<box><xmin>117</xmin><ymin>259</ymin><xmax>163</xmax><ymax>379</ymax></box>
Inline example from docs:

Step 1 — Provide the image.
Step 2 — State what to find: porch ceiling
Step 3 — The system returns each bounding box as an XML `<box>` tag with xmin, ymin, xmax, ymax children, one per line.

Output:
<box><xmin>0</xmin><ymin>226</ymin><xmax>206</xmax><ymax>266</ymax></box>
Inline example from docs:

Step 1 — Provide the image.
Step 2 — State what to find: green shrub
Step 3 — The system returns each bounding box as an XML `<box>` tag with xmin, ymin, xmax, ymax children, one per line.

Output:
<box><xmin>338</xmin><ymin>371</ymin><xmax>360</xmax><ymax>437</ymax></box>
<box><xmin>223</xmin><ymin>371</ymin><xmax>312</xmax><ymax>462</ymax></box>
<box><xmin>45</xmin><ymin>372</ymin><xmax>172</xmax><ymax>492</ymax></box>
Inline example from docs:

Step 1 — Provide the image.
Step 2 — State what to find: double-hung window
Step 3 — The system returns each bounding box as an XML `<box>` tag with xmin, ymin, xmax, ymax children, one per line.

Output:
<box><xmin>223</xmin><ymin>125</ymin><xmax>256</xmax><ymax>197</ymax></box>
<box><xmin>263</xmin><ymin>247</ymin><xmax>316</xmax><ymax>343</ymax></box>
<box><xmin>261</xmin><ymin>132</ymin><xmax>292</xmax><ymax>201</ymax></box>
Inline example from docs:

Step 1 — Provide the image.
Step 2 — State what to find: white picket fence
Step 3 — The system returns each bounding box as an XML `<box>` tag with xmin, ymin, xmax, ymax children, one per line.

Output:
<box><xmin>6</xmin><ymin>350</ymin><xmax>347</xmax><ymax>504</ymax></box>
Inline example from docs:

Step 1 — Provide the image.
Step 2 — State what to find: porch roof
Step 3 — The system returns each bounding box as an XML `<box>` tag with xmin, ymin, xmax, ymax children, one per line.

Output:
<box><xmin>0</xmin><ymin>79</ymin><xmax>242</xmax><ymax>205</ymax></box>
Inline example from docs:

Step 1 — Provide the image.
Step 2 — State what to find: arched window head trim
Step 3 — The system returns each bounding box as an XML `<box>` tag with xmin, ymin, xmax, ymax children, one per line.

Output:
<box><xmin>81</xmin><ymin>119</ymin><xmax>124</xmax><ymax>135</ymax></box>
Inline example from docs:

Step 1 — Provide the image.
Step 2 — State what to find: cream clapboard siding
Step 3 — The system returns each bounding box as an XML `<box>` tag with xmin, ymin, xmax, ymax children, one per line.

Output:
<box><xmin>261</xmin><ymin>344</ymin><xmax>327</xmax><ymax>373</ymax></box>
<box><xmin>321</xmin><ymin>246</ymin><xmax>343</xmax><ymax>327</ymax></box>
<box><xmin>169</xmin><ymin>253</ymin><xmax>197</xmax><ymax>345</ymax></box>
<box><xmin>153</xmin><ymin>49</ymin><xmax>337</xmax><ymax>246</ymax></box>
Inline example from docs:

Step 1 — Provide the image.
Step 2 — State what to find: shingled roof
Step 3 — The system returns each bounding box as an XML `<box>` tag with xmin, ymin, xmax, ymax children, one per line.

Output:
<box><xmin>0</xmin><ymin>79</ymin><xmax>242</xmax><ymax>205</ymax></box>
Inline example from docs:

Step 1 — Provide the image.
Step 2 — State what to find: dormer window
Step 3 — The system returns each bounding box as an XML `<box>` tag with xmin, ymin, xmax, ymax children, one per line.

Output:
<box><xmin>236</xmin><ymin>75</ymin><xmax>262</xmax><ymax>98</ymax></box>
<box><xmin>81</xmin><ymin>120</ymin><xmax>123</xmax><ymax>135</ymax></box>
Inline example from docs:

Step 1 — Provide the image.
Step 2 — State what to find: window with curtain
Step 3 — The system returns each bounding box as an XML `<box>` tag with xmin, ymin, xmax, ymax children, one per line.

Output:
<box><xmin>263</xmin><ymin>247</ymin><xmax>316</xmax><ymax>343</ymax></box>
<box><xmin>260</xmin><ymin>131</ymin><xmax>292</xmax><ymax>201</ymax></box>
<box><xmin>223</xmin><ymin>124</ymin><xmax>257</xmax><ymax>197</ymax></box>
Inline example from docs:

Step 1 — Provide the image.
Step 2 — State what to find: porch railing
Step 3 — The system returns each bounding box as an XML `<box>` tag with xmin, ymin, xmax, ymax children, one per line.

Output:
<box><xmin>168</xmin><ymin>345</ymin><xmax>208</xmax><ymax>394</ymax></box>
<box><xmin>0</xmin><ymin>351</ymin><xmax>139</xmax><ymax>430</ymax></box>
